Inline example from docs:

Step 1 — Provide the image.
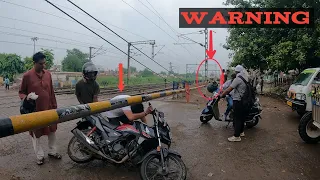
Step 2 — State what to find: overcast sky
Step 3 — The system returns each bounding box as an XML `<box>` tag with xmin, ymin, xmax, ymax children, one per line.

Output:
<box><xmin>0</xmin><ymin>0</ymin><xmax>232</xmax><ymax>74</ymax></box>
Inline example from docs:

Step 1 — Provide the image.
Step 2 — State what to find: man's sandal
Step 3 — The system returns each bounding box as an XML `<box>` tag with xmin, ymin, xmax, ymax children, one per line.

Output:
<box><xmin>48</xmin><ymin>153</ymin><xmax>62</xmax><ymax>159</ymax></box>
<box><xmin>37</xmin><ymin>158</ymin><xmax>44</xmax><ymax>165</ymax></box>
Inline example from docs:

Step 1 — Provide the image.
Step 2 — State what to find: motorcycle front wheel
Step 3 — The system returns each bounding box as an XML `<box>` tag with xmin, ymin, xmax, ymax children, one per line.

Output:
<box><xmin>140</xmin><ymin>154</ymin><xmax>187</xmax><ymax>180</ymax></box>
<box><xmin>246</xmin><ymin>116</ymin><xmax>260</xmax><ymax>129</ymax></box>
<box><xmin>67</xmin><ymin>136</ymin><xmax>94</xmax><ymax>163</ymax></box>
<box><xmin>200</xmin><ymin>115</ymin><xmax>213</xmax><ymax>123</ymax></box>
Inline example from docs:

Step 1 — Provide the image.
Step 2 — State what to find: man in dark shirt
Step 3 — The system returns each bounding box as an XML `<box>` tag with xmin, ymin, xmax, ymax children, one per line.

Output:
<box><xmin>75</xmin><ymin>62</ymin><xmax>100</xmax><ymax>104</ymax></box>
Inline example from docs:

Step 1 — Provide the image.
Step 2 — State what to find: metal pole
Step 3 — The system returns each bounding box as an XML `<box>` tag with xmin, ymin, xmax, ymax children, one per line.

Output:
<box><xmin>31</xmin><ymin>37</ymin><xmax>38</xmax><ymax>54</ymax></box>
<box><xmin>89</xmin><ymin>47</ymin><xmax>94</xmax><ymax>61</ymax></box>
<box><xmin>204</xmin><ymin>28</ymin><xmax>208</xmax><ymax>82</ymax></box>
<box><xmin>127</xmin><ymin>42</ymin><xmax>131</xmax><ymax>85</ymax></box>
<box><xmin>151</xmin><ymin>43</ymin><xmax>155</xmax><ymax>61</ymax></box>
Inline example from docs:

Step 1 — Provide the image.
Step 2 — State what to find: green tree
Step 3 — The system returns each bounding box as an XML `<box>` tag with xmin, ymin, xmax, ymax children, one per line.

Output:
<box><xmin>62</xmin><ymin>48</ymin><xmax>89</xmax><ymax>72</ymax></box>
<box><xmin>160</xmin><ymin>71</ymin><xmax>167</xmax><ymax>75</ymax></box>
<box><xmin>223</xmin><ymin>0</ymin><xmax>320</xmax><ymax>72</ymax></box>
<box><xmin>41</xmin><ymin>48</ymin><xmax>54</xmax><ymax>70</ymax></box>
<box><xmin>0</xmin><ymin>53</ymin><xmax>25</xmax><ymax>80</ymax></box>
<box><xmin>140</xmin><ymin>68</ymin><xmax>154</xmax><ymax>77</ymax></box>
<box><xmin>24</xmin><ymin>56</ymin><xmax>33</xmax><ymax>70</ymax></box>
<box><xmin>123</xmin><ymin>66</ymin><xmax>137</xmax><ymax>74</ymax></box>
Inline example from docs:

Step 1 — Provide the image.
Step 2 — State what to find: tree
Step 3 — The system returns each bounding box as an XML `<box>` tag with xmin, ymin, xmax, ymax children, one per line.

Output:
<box><xmin>41</xmin><ymin>48</ymin><xmax>54</xmax><ymax>70</ymax></box>
<box><xmin>62</xmin><ymin>48</ymin><xmax>89</xmax><ymax>72</ymax></box>
<box><xmin>0</xmin><ymin>53</ymin><xmax>25</xmax><ymax>80</ymax></box>
<box><xmin>24</xmin><ymin>48</ymin><xmax>55</xmax><ymax>71</ymax></box>
<box><xmin>123</xmin><ymin>66</ymin><xmax>137</xmax><ymax>74</ymax></box>
<box><xmin>140</xmin><ymin>68</ymin><xmax>154</xmax><ymax>77</ymax></box>
<box><xmin>160</xmin><ymin>71</ymin><xmax>167</xmax><ymax>75</ymax></box>
<box><xmin>223</xmin><ymin>0</ymin><xmax>320</xmax><ymax>72</ymax></box>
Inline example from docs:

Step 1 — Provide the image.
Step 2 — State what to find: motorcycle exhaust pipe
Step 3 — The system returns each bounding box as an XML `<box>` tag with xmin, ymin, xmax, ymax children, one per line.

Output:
<box><xmin>72</xmin><ymin>129</ymin><xmax>130</xmax><ymax>164</ymax></box>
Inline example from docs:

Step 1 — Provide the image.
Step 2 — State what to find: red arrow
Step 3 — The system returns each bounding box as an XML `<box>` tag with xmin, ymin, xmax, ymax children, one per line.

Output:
<box><xmin>205</xmin><ymin>30</ymin><xmax>216</xmax><ymax>59</ymax></box>
<box><xmin>118</xmin><ymin>63</ymin><xmax>124</xmax><ymax>92</ymax></box>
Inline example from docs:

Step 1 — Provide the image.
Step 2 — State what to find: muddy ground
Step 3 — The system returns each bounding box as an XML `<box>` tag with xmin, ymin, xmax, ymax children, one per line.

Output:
<box><xmin>0</xmin><ymin>89</ymin><xmax>320</xmax><ymax>180</ymax></box>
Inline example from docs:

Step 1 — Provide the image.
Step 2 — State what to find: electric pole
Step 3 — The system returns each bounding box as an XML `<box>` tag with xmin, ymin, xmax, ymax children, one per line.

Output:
<box><xmin>169</xmin><ymin>62</ymin><xmax>174</xmax><ymax>75</ymax></box>
<box><xmin>126</xmin><ymin>40</ymin><xmax>155</xmax><ymax>85</ymax></box>
<box><xmin>89</xmin><ymin>47</ymin><xmax>95</xmax><ymax>61</ymax></box>
<box><xmin>31</xmin><ymin>37</ymin><xmax>38</xmax><ymax>54</ymax></box>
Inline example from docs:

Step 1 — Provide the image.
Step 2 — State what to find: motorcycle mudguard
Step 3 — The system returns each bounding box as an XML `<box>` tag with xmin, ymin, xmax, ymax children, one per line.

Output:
<box><xmin>212</xmin><ymin>99</ymin><xmax>220</xmax><ymax>120</ymax></box>
<box><xmin>137</xmin><ymin>148</ymin><xmax>181</xmax><ymax>165</ymax></box>
<box><xmin>201</xmin><ymin>105</ymin><xmax>213</xmax><ymax>114</ymax></box>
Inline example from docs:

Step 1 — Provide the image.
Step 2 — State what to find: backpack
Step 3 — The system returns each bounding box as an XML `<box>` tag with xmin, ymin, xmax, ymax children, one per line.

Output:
<box><xmin>238</xmin><ymin>76</ymin><xmax>256</xmax><ymax>111</ymax></box>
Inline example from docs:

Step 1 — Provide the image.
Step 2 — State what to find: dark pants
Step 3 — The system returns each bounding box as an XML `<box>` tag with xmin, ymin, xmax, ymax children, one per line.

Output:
<box><xmin>233</xmin><ymin>100</ymin><xmax>247</xmax><ymax>137</ymax></box>
<box><xmin>5</xmin><ymin>84</ymin><xmax>9</xmax><ymax>90</ymax></box>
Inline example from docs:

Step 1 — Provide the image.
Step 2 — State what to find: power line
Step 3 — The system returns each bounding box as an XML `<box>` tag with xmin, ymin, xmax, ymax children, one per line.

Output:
<box><xmin>0</xmin><ymin>0</ymin><xmax>147</xmax><ymax>42</ymax></box>
<box><xmin>0</xmin><ymin>16</ymin><xmax>126</xmax><ymax>46</ymax></box>
<box><xmin>51</xmin><ymin>1</ymin><xmax>150</xmax><ymax>40</ymax></box>
<box><xmin>121</xmin><ymin>0</ymin><xmax>201</xmax><ymax>60</ymax></box>
<box><xmin>0</xmin><ymin>25</ymin><xmax>104</xmax><ymax>47</ymax></box>
<box><xmin>65</xmin><ymin>0</ymin><xmax>175</xmax><ymax>76</ymax></box>
<box><xmin>43</xmin><ymin>0</ymin><xmax>166</xmax><ymax>80</ymax></box>
<box><xmin>0</xmin><ymin>40</ymin><xmax>127</xmax><ymax>60</ymax></box>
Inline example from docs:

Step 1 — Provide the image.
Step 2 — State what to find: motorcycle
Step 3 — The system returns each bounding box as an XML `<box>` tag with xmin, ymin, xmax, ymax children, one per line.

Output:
<box><xmin>200</xmin><ymin>91</ymin><xmax>262</xmax><ymax>128</ymax></box>
<box><xmin>67</xmin><ymin>102</ymin><xmax>187</xmax><ymax>180</ymax></box>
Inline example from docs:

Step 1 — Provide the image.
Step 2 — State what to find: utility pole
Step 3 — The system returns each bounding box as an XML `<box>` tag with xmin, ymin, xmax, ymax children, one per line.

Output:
<box><xmin>89</xmin><ymin>47</ymin><xmax>95</xmax><ymax>61</ymax></box>
<box><xmin>204</xmin><ymin>28</ymin><xmax>208</xmax><ymax>81</ymax></box>
<box><xmin>127</xmin><ymin>42</ymin><xmax>131</xmax><ymax>85</ymax></box>
<box><xmin>31</xmin><ymin>37</ymin><xmax>38</xmax><ymax>54</ymax></box>
<box><xmin>126</xmin><ymin>40</ymin><xmax>155</xmax><ymax>85</ymax></box>
<box><xmin>169</xmin><ymin>62</ymin><xmax>173</xmax><ymax>75</ymax></box>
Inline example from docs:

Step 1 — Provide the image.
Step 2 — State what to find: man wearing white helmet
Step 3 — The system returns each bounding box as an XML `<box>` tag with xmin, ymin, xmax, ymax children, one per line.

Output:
<box><xmin>219</xmin><ymin>65</ymin><xmax>248</xmax><ymax>142</ymax></box>
<box><xmin>75</xmin><ymin>62</ymin><xmax>100</xmax><ymax>104</ymax></box>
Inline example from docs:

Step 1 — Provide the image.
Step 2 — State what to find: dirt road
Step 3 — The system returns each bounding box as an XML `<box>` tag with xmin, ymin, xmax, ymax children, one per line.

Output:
<box><xmin>0</xmin><ymin>93</ymin><xmax>320</xmax><ymax>180</ymax></box>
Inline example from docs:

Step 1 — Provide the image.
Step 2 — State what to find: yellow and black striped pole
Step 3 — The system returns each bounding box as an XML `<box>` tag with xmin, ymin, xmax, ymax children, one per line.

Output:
<box><xmin>0</xmin><ymin>86</ymin><xmax>204</xmax><ymax>138</ymax></box>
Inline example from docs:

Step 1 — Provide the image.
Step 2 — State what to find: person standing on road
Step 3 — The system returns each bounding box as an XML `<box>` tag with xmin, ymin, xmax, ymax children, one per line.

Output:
<box><xmin>75</xmin><ymin>62</ymin><xmax>100</xmax><ymax>104</ymax></box>
<box><xmin>19</xmin><ymin>52</ymin><xmax>61</xmax><ymax>165</ymax></box>
<box><xmin>4</xmin><ymin>76</ymin><xmax>9</xmax><ymax>90</ymax></box>
<box><xmin>222</xmin><ymin>73</ymin><xmax>236</xmax><ymax>121</ymax></box>
<box><xmin>219</xmin><ymin>65</ymin><xmax>248</xmax><ymax>142</ymax></box>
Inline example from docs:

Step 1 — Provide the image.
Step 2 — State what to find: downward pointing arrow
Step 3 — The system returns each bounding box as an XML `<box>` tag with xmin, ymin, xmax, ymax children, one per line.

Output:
<box><xmin>206</xmin><ymin>30</ymin><xmax>216</xmax><ymax>59</ymax></box>
<box><xmin>118</xmin><ymin>63</ymin><xmax>124</xmax><ymax>92</ymax></box>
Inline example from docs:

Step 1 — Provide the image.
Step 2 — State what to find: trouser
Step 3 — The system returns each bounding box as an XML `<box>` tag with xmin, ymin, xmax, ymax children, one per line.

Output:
<box><xmin>225</xmin><ymin>96</ymin><xmax>233</xmax><ymax>116</ymax></box>
<box><xmin>233</xmin><ymin>100</ymin><xmax>247</xmax><ymax>137</ymax></box>
<box><xmin>31</xmin><ymin>132</ymin><xmax>57</xmax><ymax>160</ymax></box>
<box><xmin>5</xmin><ymin>84</ymin><xmax>9</xmax><ymax>90</ymax></box>
<box><xmin>261</xmin><ymin>83</ymin><xmax>263</xmax><ymax>93</ymax></box>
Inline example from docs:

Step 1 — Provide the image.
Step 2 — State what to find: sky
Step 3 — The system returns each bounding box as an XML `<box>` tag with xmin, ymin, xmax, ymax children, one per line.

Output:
<box><xmin>0</xmin><ymin>0</ymin><xmax>233</xmax><ymax>75</ymax></box>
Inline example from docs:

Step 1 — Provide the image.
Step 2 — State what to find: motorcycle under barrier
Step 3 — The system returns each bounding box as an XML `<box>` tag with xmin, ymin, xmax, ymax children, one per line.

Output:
<box><xmin>72</xmin><ymin>128</ymin><xmax>130</xmax><ymax>164</ymax></box>
<box><xmin>0</xmin><ymin>85</ymin><xmax>205</xmax><ymax>139</ymax></box>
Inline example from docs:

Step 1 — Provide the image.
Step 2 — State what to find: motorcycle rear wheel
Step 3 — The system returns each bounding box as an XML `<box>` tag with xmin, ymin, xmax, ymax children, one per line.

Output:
<box><xmin>67</xmin><ymin>136</ymin><xmax>94</xmax><ymax>163</ymax></box>
<box><xmin>246</xmin><ymin>117</ymin><xmax>260</xmax><ymax>129</ymax></box>
<box><xmin>140</xmin><ymin>154</ymin><xmax>187</xmax><ymax>180</ymax></box>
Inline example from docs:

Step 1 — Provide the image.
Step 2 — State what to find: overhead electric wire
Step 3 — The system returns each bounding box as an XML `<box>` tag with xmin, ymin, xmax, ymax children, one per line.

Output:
<box><xmin>0</xmin><ymin>0</ymin><xmax>147</xmax><ymax>42</ymax></box>
<box><xmin>0</xmin><ymin>25</ymin><xmax>104</xmax><ymax>48</ymax></box>
<box><xmin>65</xmin><ymin>0</ymin><xmax>177</xmax><ymax>77</ymax></box>
<box><xmin>121</xmin><ymin>0</ymin><xmax>201</xmax><ymax>60</ymax></box>
<box><xmin>0</xmin><ymin>16</ymin><xmax>126</xmax><ymax>46</ymax></box>
<box><xmin>50</xmin><ymin>1</ymin><xmax>150</xmax><ymax>40</ymax></box>
<box><xmin>0</xmin><ymin>40</ymin><xmax>127</xmax><ymax>60</ymax></box>
<box><xmin>43</xmin><ymin>0</ymin><xmax>167</xmax><ymax>80</ymax></box>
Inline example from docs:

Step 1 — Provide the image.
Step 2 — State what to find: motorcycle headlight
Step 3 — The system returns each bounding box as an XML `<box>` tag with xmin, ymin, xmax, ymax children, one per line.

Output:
<box><xmin>296</xmin><ymin>93</ymin><xmax>306</xmax><ymax>101</ymax></box>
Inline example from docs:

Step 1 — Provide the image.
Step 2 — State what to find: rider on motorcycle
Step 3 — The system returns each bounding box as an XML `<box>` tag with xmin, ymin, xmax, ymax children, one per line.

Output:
<box><xmin>105</xmin><ymin>95</ymin><xmax>153</xmax><ymax>126</ymax></box>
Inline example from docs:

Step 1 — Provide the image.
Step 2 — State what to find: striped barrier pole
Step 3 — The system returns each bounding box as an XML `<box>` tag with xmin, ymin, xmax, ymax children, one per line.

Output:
<box><xmin>0</xmin><ymin>86</ymin><xmax>205</xmax><ymax>138</ymax></box>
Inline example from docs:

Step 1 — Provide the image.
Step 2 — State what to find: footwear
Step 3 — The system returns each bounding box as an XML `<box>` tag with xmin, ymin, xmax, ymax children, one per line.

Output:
<box><xmin>48</xmin><ymin>153</ymin><xmax>62</xmax><ymax>159</ymax></box>
<box><xmin>37</xmin><ymin>158</ymin><xmax>44</xmax><ymax>165</ymax></box>
<box><xmin>228</xmin><ymin>136</ymin><xmax>241</xmax><ymax>142</ymax></box>
<box><xmin>240</xmin><ymin>132</ymin><xmax>245</xmax><ymax>137</ymax></box>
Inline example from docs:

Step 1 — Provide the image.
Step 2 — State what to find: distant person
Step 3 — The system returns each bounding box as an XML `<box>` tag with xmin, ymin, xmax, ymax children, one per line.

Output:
<box><xmin>4</xmin><ymin>76</ymin><xmax>9</xmax><ymax>90</ymax></box>
<box><xmin>75</xmin><ymin>62</ymin><xmax>100</xmax><ymax>104</ymax></box>
<box><xmin>19</xmin><ymin>52</ymin><xmax>61</xmax><ymax>165</ymax></box>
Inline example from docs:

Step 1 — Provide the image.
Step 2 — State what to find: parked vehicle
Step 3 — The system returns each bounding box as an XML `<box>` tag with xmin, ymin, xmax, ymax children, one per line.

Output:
<box><xmin>298</xmin><ymin>84</ymin><xmax>320</xmax><ymax>144</ymax></box>
<box><xmin>200</xmin><ymin>91</ymin><xmax>262</xmax><ymax>128</ymax></box>
<box><xmin>67</xmin><ymin>102</ymin><xmax>187</xmax><ymax>180</ymax></box>
<box><xmin>286</xmin><ymin>68</ymin><xmax>320</xmax><ymax>117</ymax></box>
